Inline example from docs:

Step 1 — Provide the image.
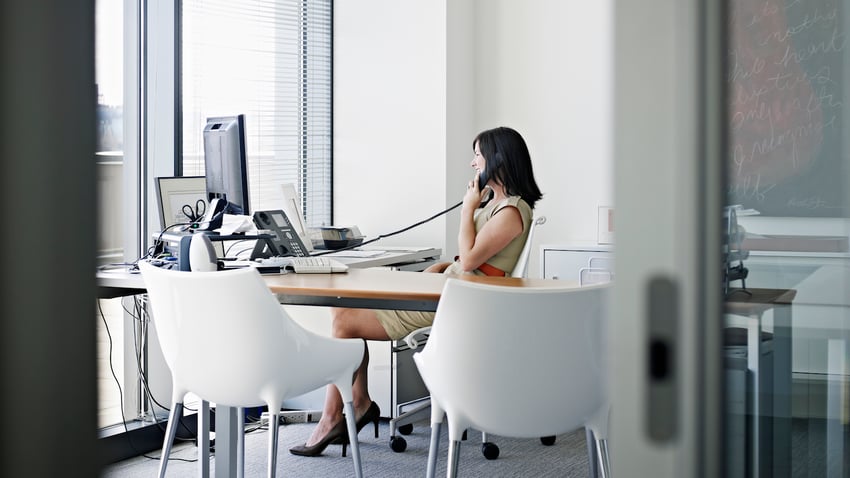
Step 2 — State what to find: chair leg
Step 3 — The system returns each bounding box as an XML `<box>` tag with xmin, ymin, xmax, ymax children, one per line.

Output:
<box><xmin>480</xmin><ymin>430</ymin><xmax>499</xmax><ymax>460</ymax></box>
<box><xmin>595</xmin><ymin>438</ymin><xmax>611</xmax><ymax>478</ymax></box>
<box><xmin>268</xmin><ymin>410</ymin><xmax>280</xmax><ymax>478</ymax></box>
<box><xmin>585</xmin><ymin>428</ymin><xmax>598</xmax><ymax>478</ymax></box>
<box><xmin>158</xmin><ymin>402</ymin><xmax>183</xmax><ymax>478</ymax></box>
<box><xmin>389</xmin><ymin>397</ymin><xmax>431</xmax><ymax>437</ymax></box>
<box><xmin>197</xmin><ymin>400</ymin><xmax>210</xmax><ymax>478</ymax></box>
<box><xmin>342</xmin><ymin>401</ymin><xmax>364</xmax><ymax>478</ymax></box>
<box><xmin>237</xmin><ymin>407</ymin><xmax>245</xmax><ymax>478</ymax></box>
<box><xmin>446</xmin><ymin>439</ymin><xmax>462</xmax><ymax>478</ymax></box>
<box><xmin>425</xmin><ymin>421</ymin><xmax>442</xmax><ymax>478</ymax></box>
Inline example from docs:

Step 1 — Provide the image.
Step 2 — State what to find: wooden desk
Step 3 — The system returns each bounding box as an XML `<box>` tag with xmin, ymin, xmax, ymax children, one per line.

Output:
<box><xmin>263</xmin><ymin>267</ymin><xmax>567</xmax><ymax>311</ymax></box>
<box><xmin>726</xmin><ymin>288</ymin><xmax>796</xmax><ymax>478</ymax></box>
<box><xmin>97</xmin><ymin>266</ymin><xmax>564</xmax><ymax>307</ymax></box>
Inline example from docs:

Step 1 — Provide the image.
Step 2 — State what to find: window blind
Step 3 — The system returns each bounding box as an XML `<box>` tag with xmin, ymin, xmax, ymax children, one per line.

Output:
<box><xmin>181</xmin><ymin>0</ymin><xmax>331</xmax><ymax>226</ymax></box>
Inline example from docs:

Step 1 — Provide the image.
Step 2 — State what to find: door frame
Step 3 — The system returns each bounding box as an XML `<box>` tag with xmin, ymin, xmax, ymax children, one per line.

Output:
<box><xmin>611</xmin><ymin>0</ymin><xmax>725</xmax><ymax>476</ymax></box>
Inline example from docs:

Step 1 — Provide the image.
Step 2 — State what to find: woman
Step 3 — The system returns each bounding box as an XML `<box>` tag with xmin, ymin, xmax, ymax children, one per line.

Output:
<box><xmin>290</xmin><ymin>126</ymin><xmax>543</xmax><ymax>456</ymax></box>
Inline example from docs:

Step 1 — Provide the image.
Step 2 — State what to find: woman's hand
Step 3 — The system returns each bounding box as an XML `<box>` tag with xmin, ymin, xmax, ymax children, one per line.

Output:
<box><xmin>462</xmin><ymin>172</ymin><xmax>488</xmax><ymax>212</ymax></box>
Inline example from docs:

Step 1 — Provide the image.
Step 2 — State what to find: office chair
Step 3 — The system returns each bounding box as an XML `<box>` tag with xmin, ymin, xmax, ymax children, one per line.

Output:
<box><xmin>509</xmin><ymin>216</ymin><xmax>547</xmax><ymax>278</ymax></box>
<box><xmin>138</xmin><ymin>262</ymin><xmax>366</xmax><ymax>478</ymax></box>
<box><xmin>580</xmin><ymin>255</ymin><xmax>614</xmax><ymax>286</ymax></box>
<box><xmin>579</xmin><ymin>267</ymin><xmax>613</xmax><ymax>285</ymax></box>
<box><xmin>414</xmin><ymin>279</ymin><xmax>612</xmax><ymax>478</ymax></box>
<box><xmin>387</xmin><ymin>216</ymin><xmax>546</xmax><ymax>458</ymax></box>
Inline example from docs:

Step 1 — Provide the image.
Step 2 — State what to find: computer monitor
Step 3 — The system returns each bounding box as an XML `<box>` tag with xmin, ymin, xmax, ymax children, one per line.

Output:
<box><xmin>203</xmin><ymin>114</ymin><xmax>249</xmax><ymax>216</ymax></box>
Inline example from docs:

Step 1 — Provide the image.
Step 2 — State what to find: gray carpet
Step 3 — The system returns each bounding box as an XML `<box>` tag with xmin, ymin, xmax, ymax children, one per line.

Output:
<box><xmin>102</xmin><ymin>419</ymin><xmax>592</xmax><ymax>477</ymax></box>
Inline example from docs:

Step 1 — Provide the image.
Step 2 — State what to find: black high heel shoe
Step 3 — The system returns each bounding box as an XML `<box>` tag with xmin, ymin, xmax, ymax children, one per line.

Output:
<box><xmin>332</xmin><ymin>401</ymin><xmax>381</xmax><ymax>444</ymax></box>
<box><xmin>358</xmin><ymin>401</ymin><xmax>381</xmax><ymax>439</ymax></box>
<box><xmin>289</xmin><ymin>420</ymin><xmax>350</xmax><ymax>457</ymax></box>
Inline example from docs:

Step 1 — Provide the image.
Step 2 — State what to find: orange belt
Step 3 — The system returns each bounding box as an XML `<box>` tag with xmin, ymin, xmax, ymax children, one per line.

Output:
<box><xmin>454</xmin><ymin>256</ymin><xmax>506</xmax><ymax>277</ymax></box>
<box><xmin>477</xmin><ymin>262</ymin><xmax>506</xmax><ymax>277</ymax></box>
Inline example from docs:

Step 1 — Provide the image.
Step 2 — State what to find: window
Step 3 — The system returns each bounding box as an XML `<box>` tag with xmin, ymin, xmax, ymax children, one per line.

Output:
<box><xmin>95</xmin><ymin>0</ymin><xmax>127</xmax><ymax>430</ymax></box>
<box><xmin>96</xmin><ymin>0</ymin><xmax>125</xmax><ymax>264</ymax></box>
<box><xmin>181</xmin><ymin>0</ymin><xmax>332</xmax><ymax>228</ymax></box>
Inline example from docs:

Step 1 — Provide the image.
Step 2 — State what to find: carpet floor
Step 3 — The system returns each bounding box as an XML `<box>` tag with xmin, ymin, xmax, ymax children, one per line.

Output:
<box><xmin>102</xmin><ymin>418</ymin><xmax>593</xmax><ymax>477</ymax></box>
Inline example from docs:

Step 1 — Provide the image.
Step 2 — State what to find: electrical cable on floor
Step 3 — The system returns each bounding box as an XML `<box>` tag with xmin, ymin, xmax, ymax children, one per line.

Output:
<box><xmin>103</xmin><ymin>287</ymin><xmax>289</xmax><ymax>463</ymax></box>
<box><xmin>130</xmin><ymin>296</ymin><xmax>199</xmax><ymax>417</ymax></box>
<box><xmin>107</xmin><ymin>298</ymin><xmax>197</xmax><ymax>463</ymax></box>
<box><xmin>99</xmin><ymin>299</ymin><xmax>197</xmax><ymax>463</ymax></box>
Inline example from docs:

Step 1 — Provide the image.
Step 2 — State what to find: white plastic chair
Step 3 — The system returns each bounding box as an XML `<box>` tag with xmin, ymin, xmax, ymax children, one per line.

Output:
<box><xmin>387</xmin><ymin>216</ymin><xmax>546</xmax><ymax>457</ymax></box>
<box><xmin>138</xmin><ymin>261</ymin><xmax>366</xmax><ymax>478</ymax></box>
<box><xmin>579</xmin><ymin>267</ymin><xmax>613</xmax><ymax>286</ymax></box>
<box><xmin>414</xmin><ymin>279</ymin><xmax>612</xmax><ymax>478</ymax></box>
<box><xmin>587</xmin><ymin>255</ymin><xmax>613</xmax><ymax>272</ymax></box>
<box><xmin>580</xmin><ymin>255</ymin><xmax>614</xmax><ymax>286</ymax></box>
<box><xmin>509</xmin><ymin>216</ymin><xmax>547</xmax><ymax>278</ymax></box>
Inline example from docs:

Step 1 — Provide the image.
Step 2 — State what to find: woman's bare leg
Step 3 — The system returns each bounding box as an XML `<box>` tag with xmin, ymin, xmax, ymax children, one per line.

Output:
<box><xmin>303</xmin><ymin>307</ymin><xmax>389</xmax><ymax>447</ymax></box>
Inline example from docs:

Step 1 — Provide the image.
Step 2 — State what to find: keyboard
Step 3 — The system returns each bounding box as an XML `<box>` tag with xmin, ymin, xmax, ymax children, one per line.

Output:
<box><xmin>256</xmin><ymin>256</ymin><xmax>349</xmax><ymax>274</ymax></box>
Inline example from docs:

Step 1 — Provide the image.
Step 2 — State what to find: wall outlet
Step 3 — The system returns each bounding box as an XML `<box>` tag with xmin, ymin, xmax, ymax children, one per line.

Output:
<box><xmin>282</xmin><ymin>411</ymin><xmax>309</xmax><ymax>423</ymax></box>
<box><xmin>260</xmin><ymin>410</ymin><xmax>321</xmax><ymax>426</ymax></box>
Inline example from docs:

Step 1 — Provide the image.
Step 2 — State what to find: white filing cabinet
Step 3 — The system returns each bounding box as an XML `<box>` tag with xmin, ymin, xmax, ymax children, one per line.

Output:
<box><xmin>540</xmin><ymin>244</ymin><xmax>614</xmax><ymax>281</ymax></box>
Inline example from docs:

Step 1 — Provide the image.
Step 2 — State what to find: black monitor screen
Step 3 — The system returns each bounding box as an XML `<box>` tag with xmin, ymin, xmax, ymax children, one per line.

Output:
<box><xmin>203</xmin><ymin>114</ymin><xmax>249</xmax><ymax>216</ymax></box>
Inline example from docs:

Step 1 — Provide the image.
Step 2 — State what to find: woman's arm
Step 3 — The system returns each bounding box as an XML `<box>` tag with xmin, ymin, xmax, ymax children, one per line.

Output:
<box><xmin>423</xmin><ymin>262</ymin><xmax>452</xmax><ymax>273</ymax></box>
<box><xmin>455</xmin><ymin>205</ymin><xmax>523</xmax><ymax>272</ymax></box>
<box><xmin>454</xmin><ymin>173</ymin><xmax>523</xmax><ymax>273</ymax></box>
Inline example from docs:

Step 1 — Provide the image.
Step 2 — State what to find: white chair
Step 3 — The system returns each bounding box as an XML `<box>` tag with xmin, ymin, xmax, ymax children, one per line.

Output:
<box><xmin>580</xmin><ymin>255</ymin><xmax>614</xmax><ymax>286</ymax></box>
<box><xmin>138</xmin><ymin>261</ymin><xmax>366</xmax><ymax>478</ymax></box>
<box><xmin>579</xmin><ymin>267</ymin><xmax>613</xmax><ymax>286</ymax></box>
<box><xmin>414</xmin><ymin>279</ymin><xmax>612</xmax><ymax>478</ymax></box>
<box><xmin>387</xmin><ymin>216</ymin><xmax>546</xmax><ymax>457</ymax></box>
<box><xmin>588</xmin><ymin>255</ymin><xmax>613</xmax><ymax>272</ymax></box>
<box><xmin>509</xmin><ymin>216</ymin><xmax>547</xmax><ymax>278</ymax></box>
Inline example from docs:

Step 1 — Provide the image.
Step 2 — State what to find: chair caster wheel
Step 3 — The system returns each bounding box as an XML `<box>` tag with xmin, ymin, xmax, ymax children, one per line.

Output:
<box><xmin>481</xmin><ymin>442</ymin><xmax>500</xmax><ymax>460</ymax></box>
<box><xmin>540</xmin><ymin>435</ymin><xmax>556</xmax><ymax>446</ymax></box>
<box><xmin>389</xmin><ymin>436</ymin><xmax>407</xmax><ymax>453</ymax></box>
<box><xmin>398</xmin><ymin>423</ymin><xmax>414</xmax><ymax>435</ymax></box>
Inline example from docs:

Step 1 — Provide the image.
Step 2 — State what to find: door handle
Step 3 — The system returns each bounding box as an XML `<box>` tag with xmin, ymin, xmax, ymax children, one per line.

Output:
<box><xmin>647</xmin><ymin>275</ymin><xmax>678</xmax><ymax>443</ymax></box>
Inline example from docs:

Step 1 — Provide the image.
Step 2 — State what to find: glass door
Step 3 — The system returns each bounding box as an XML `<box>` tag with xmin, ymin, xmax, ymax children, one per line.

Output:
<box><xmin>726</xmin><ymin>0</ymin><xmax>848</xmax><ymax>476</ymax></box>
<box><xmin>611</xmin><ymin>0</ymin><xmax>848</xmax><ymax>476</ymax></box>
<box><xmin>611</xmin><ymin>0</ymin><xmax>725</xmax><ymax>475</ymax></box>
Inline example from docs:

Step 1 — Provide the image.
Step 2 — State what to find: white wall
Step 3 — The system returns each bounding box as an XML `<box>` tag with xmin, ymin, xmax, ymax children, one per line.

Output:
<box><xmin>334</xmin><ymin>0</ymin><xmax>613</xmax><ymax>278</ymax></box>
<box><xmin>334</xmin><ymin>0</ymin><xmax>449</xmax><ymax>249</ymax></box>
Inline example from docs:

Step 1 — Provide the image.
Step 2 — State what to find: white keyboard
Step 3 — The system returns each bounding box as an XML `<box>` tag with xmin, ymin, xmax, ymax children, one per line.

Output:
<box><xmin>256</xmin><ymin>256</ymin><xmax>349</xmax><ymax>274</ymax></box>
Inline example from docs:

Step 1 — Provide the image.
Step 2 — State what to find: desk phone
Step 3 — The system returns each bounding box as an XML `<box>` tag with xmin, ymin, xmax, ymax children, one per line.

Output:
<box><xmin>251</xmin><ymin>210</ymin><xmax>310</xmax><ymax>258</ymax></box>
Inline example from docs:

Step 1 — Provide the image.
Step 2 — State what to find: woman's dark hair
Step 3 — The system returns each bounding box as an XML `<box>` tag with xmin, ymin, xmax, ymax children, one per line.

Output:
<box><xmin>473</xmin><ymin>126</ymin><xmax>543</xmax><ymax>209</ymax></box>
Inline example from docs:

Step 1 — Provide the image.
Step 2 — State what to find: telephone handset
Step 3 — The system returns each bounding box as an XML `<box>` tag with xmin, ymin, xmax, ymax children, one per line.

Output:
<box><xmin>251</xmin><ymin>209</ymin><xmax>310</xmax><ymax>258</ymax></box>
<box><xmin>478</xmin><ymin>149</ymin><xmax>504</xmax><ymax>197</ymax></box>
<box><xmin>476</xmin><ymin>167</ymin><xmax>491</xmax><ymax>192</ymax></box>
<box><xmin>475</xmin><ymin>166</ymin><xmax>497</xmax><ymax>206</ymax></box>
